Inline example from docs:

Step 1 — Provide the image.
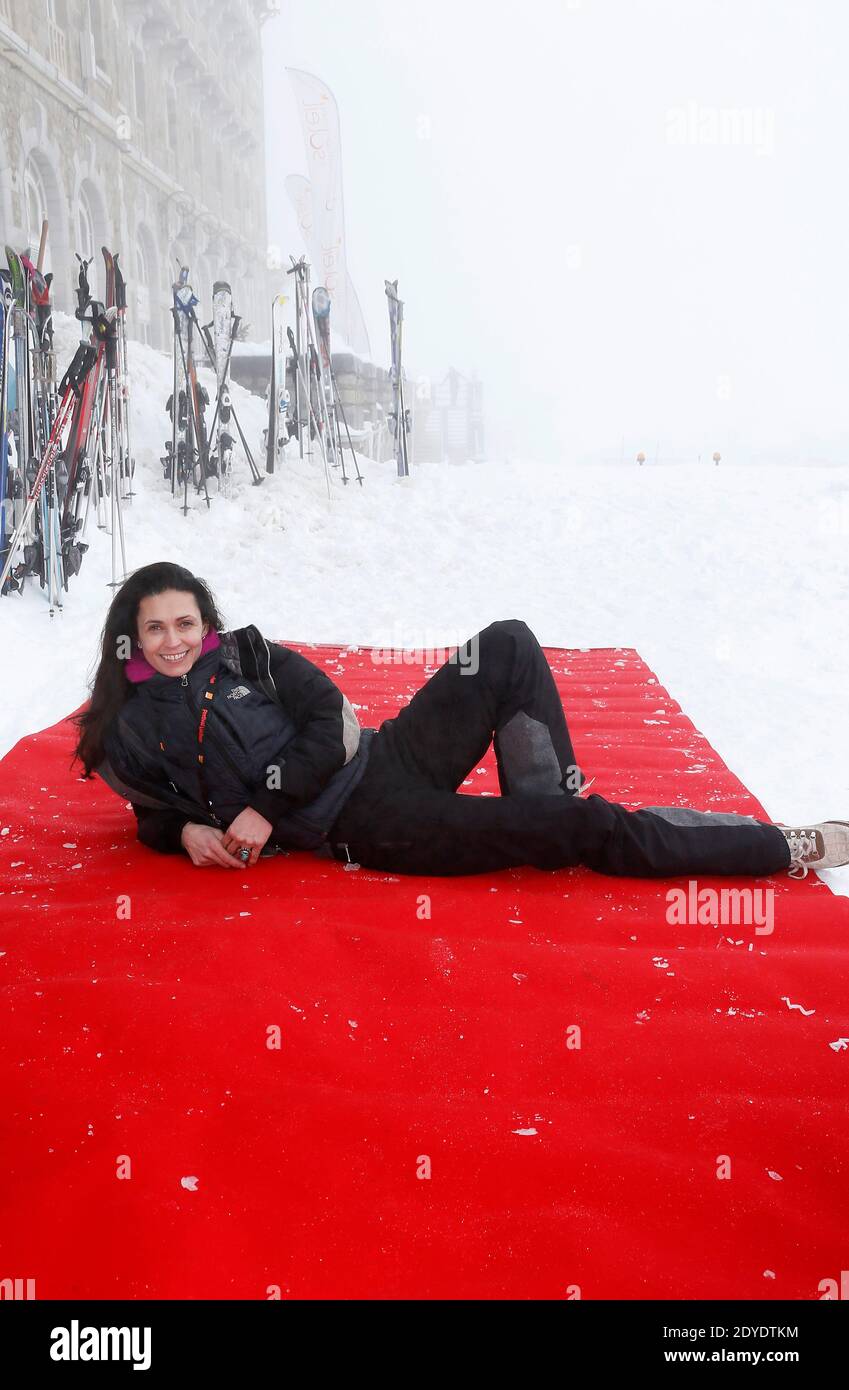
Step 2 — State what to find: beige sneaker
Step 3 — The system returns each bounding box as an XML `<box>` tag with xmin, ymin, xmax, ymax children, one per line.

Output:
<box><xmin>778</xmin><ymin>822</ymin><xmax>849</xmax><ymax>878</ymax></box>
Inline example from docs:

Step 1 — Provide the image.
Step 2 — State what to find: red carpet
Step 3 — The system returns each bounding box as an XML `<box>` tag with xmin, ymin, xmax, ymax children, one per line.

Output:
<box><xmin>1</xmin><ymin>642</ymin><xmax>847</xmax><ymax>1301</ymax></box>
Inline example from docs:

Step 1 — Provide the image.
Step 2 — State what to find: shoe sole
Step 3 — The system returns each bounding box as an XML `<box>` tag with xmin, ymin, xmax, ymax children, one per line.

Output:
<box><xmin>822</xmin><ymin>822</ymin><xmax>849</xmax><ymax>868</ymax></box>
<box><xmin>781</xmin><ymin>821</ymin><xmax>849</xmax><ymax>871</ymax></box>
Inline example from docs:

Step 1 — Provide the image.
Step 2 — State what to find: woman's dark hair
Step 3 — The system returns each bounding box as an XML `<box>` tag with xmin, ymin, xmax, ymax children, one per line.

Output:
<box><xmin>72</xmin><ymin>562</ymin><xmax>225</xmax><ymax>777</ymax></box>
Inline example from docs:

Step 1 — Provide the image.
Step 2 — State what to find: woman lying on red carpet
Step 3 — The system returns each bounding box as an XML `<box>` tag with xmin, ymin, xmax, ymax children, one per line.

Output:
<box><xmin>73</xmin><ymin>561</ymin><xmax>847</xmax><ymax>880</ymax></box>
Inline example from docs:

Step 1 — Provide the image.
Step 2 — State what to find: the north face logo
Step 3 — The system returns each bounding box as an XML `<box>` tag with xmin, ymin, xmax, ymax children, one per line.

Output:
<box><xmin>227</xmin><ymin>685</ymin><xmax>251</xmax><ymax>700</ymax></box>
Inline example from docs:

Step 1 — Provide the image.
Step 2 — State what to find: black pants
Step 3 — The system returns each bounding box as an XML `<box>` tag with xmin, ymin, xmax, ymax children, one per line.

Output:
<box><xmin>327</xmin><ymin>620</ymin><xmax>792</xmax><ymax>879</ymax></box>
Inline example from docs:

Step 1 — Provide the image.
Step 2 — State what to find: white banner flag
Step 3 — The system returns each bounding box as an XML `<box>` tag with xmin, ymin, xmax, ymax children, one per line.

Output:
<box><xmin>284</xmin><ymin>173</ymin><xmax>315</xmax><ymax>247</ymax></box>
<box><xmin>286</xmin><ymin>68</ymin><xmax>371</xmax><ymax>359</ymax></box>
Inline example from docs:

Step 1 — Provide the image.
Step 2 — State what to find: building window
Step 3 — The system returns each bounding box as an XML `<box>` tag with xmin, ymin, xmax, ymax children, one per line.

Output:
<box><xmin>192</xmin><ymin>125</ymin><xmax>203</xmax><ymax>184</ymax></box>
<box><xmin>166</xmin><ymin>88</ymin><xmax>177</xmax><ymax>153</ymax></box>
<box><xmin>133</xmin><ymin>51</ymin><xmax>145</xmax><ymax>127</ymax></box>
<box><xmin>89</xmin><ymin>0</ymin><xmax>105</xmax><ymax>71</ymax></box>
<box><xmin>46</xmin><ymin>0</ymin><xmax>68</xmax><ymax>72</ymax></box>
<box><xmin>76</xmin><ymin>189</ymin><xmax>95</xmax><ymax>261</ymax></box>
<box><xmin>24</xmin><ymin>158</ymin><xmax>50</xmax><ymax>272</ymax></box>
<box><xmin>135</xmin><ymin>237</ymin><xmax>152</xmax><ymax>345</ymax></box>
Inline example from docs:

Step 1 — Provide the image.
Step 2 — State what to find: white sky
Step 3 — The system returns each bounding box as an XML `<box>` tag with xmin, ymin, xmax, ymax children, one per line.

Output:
<box><xmin>263</xmin><ymin>0</ymin><xmax>849</xmax><ymax>464</ymax></box>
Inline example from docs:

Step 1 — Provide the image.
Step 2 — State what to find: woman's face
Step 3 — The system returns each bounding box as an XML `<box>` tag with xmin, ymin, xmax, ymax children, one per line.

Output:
<box><xmin>135</xmin><ymin>590</ymin><xmax>209</xmax><ymax>678</ymax></box>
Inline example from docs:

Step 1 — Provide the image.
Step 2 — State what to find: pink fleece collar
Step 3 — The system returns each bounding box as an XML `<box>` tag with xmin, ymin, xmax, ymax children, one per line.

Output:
<box><xmin>126</xmin><ymin>628</ymin><xmax>221</xmax><ymax>683</ymax></box>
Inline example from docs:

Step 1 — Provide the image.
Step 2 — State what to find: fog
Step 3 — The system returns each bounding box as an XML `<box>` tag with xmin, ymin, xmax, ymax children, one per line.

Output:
<box><xmin>263</xmin><ymin>0</ymin><xmax>849</xmax><ymax>465</ymax></box>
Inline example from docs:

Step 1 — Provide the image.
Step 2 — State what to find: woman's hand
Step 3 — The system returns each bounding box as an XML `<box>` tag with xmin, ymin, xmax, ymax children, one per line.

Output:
<box><xmin>220</xmin><ymin>808</ymin><xmax>274</xmax><ymax>867</ymax></box>
<box><xmin>180</xmin><ymin>823</ymin><xmax>253</xmax><ymax>868</ymax></box>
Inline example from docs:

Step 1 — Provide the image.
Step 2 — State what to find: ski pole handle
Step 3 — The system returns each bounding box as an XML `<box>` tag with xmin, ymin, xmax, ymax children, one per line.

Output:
<box><xmin>59</xmin><ymin>342</ymin><xmax>98</xmax><ymax>398</ymax></box>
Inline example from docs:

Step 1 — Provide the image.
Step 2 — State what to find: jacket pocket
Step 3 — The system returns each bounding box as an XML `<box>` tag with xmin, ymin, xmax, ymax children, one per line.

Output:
<box><xmin>270</xmin><ymin>809</ymin><xmax>330</xmax><ymax>851</ymax></box>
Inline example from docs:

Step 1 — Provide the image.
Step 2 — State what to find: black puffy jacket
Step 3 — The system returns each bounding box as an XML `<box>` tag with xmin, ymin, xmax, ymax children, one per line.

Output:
<box><xmin>97</xmin><ymin>624</ymin><xmax>376</xmax><ymax>855</ymax></box>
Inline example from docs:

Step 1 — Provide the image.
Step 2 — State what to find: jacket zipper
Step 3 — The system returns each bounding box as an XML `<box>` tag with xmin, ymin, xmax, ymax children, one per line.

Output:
<box><xmin>246</xmin><ymin>626</ymin><xmax>277</xmax><ymax>703</ymax></box>
<box><xmin>180</xmin><ymin>673</ymin><xmax>248</xmax><ymax>821</ymax></box>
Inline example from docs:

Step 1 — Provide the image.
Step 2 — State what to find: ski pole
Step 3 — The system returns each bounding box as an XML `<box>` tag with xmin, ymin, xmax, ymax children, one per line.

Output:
<box><xmin>0</xmin><ymin>283</ymin><xmax>13</xmax><ymax>568</ymax></box>
<box><xmin>287</xmin><ymin>257</ymin><xmax>309</xmax><ymax>457</ymax></box>
<box><xmin>310</xmin><ymin>285</ymin><xmax>349</xmax><ymax>484</ymax></box>
<box><xmin>103</xmin><ymin>308</ymin><xmax>127</xmax><ymax>588</ymax></box>
<box><xmin>303</xmin><ymin>291</ymin><xmax>341</xmax><ymax>477</ymax></box>
<box><xmin>286</xmin><ymin>326</ymin><xmax>332</xmax><ymax>499</ymax></box>
<box><xmin>326</xmin><ymin>360</ymin><xmax>364</xmax><ymax>485</ymax></box>
<box><xmin>170</xmin><ymin>305</ymin><xmax>179</xmax><ymax>498</ymax></box>
<box><xmin>196</xmin><ymin>308</ymin><xmax>262</xmax><ymax>485</ymax></box>
<box><xmin>113</xmin><ymin>254</ymin><xmax>135</xmax><ymax>503</ymax></box>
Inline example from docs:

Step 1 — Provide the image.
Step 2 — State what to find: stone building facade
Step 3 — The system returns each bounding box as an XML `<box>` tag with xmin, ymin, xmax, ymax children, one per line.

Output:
<box><xmin>0</xmin><ymin>0</ymin><xmax>273</xmax><ymax>347</ymax></box>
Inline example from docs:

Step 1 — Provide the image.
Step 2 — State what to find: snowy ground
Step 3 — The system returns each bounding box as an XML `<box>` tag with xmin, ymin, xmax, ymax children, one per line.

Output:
<box><xmin>3</xmin><ymin>311</ymin><xmax>848</xmax><ymax>893</ymax></box>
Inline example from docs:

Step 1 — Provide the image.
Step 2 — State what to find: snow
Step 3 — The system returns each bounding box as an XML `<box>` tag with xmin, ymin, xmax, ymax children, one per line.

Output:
<box><xmin>2</xmin><ymin>310</ymin><xmax>848</xmax><ymax>897</ymax></box>
<box><xmin>231</xmin><ymin>331</ymin><xmax>360</xmax><ymax>360</ymax></box>
<box><xmin>230</xmin><ymin>340</ymin><xmax>273</xmax><ymax>359</ymax></box>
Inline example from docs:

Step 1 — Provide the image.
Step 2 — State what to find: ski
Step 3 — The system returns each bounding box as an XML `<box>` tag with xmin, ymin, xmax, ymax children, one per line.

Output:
<box><xmin>0</xmin><ymin>342</ymin><xmax>98</xmax><ymax>598</ymax></box>
<box><xmin>100</xmin><ymin>252</ymin><xmax>128</xmax><ymax>587</ymax></box>
<box><xmin>286</xmin><ymin>325</ymin><xmax>331</xmax><ymax>500</ymax></box>
<box><xmin>286</xmin><ymin>255</ymin><xmax>313</xmax><ymax>459</ymax></box>
<box><xmin>385</xmin><ymin>279</ymin><xmax>411</xmax><ymax>478</ymax></box>
<box><xmin>266</xmin><ymin>293</ymin><xmax>290</xmax><ymax>474</ymax></box>
<box><xmin>101</xmin><ymin>245</ymin><xmax>116</xmax><ymax>312</ymax></box>
<box><xmin>265</xmin><ymin>309</ymin><xmax>276</xmax><ymax>475</ymax></box>
<box><xmin>61</xmin><ymin>258</ymin><xmax>105</xmax><ymax>566</ymax></box>
<box><xmin>113</xmin><ymin>252</ymin><xmax>135</xmax><ymax>503</ymax></box>
<box><xmin>0</xmin><ymin>276</ymin><xmax>12</xmax><ymax>575</ymax></box>
<box><xmin>22</xmin><ymin>242</ymin><xmax>63</xmax><ymax>605</ymax></box>
<box><xmin>24</xmin><ymin>223</ymin><xmax>53</xmax><ymax>362</ymax></box>
<box><xmin>172</xmin><ymin>268</ymin><xmax>212</xmax><ymax>510</ymax></box>
<box><xmin>312</xmin><ymin>287</ymin><xmax>363</xmax><ymax>488</ymax></box>
<box><xmin>310</xmin><ymin>285</ymin><xmax>343</xmax><ymax>477</ymax></box>
<box><xmin>193</xmin><ymin>286</ymin><xmax>262</xmax><ymax>489</ymax></box>
<box><xmin>5</xmin><ymin>246</ymin><xmax>36</xmax><ymax>588</ymax></box>
<box><xmin>211</xmin><ymin>280</ymin><xmax>233</xmax><ymax>483</ymax></box>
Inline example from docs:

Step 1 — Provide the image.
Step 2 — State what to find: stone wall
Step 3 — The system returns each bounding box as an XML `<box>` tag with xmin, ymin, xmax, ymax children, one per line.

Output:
<box><xmin>229</xmin><ymin>349</ymin><xmax>484</xmax><ymax>467</ymax></box>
